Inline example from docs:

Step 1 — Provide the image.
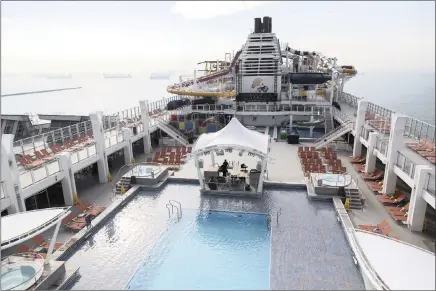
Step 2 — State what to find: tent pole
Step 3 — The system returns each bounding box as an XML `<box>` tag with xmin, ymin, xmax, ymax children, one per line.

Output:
<box><xmin>44</xmin><ymin>219</ymin><xmax>62</xmax><ymax>265</ymax></box>
<box><xmin>257</xmin><ymin>158</ymin><xmax>268</xmax><ymax>193</ymax></box>
<box><xmin>195</xmin><ymin>155</ymin><xmax>205</xmax><ymax>190</ymax></box>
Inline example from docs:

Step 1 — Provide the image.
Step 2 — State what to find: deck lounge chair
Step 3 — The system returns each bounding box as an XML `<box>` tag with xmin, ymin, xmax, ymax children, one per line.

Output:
<box><xmin>358</xmin><ymin>219</ymin><xmax>389</xmax><ymax>232</ymax></box>
<box><xmin>389</xmin><ymin>211</ymin><xmax>408</xmax><ymax>222</ymax></box>
<box><xmin>66</xmin><ymin>221</ymin><xmax>86</xmax><ymax>232</ymax></box>
<box><xmin>361</xmin><ymin>170</ymin><xmax>384</xmax><ymax>181</ymax></box>
<box><xmin>379</xmin><ymin>193</ymin><xmax>407</xmax><ymax>205</ymax></box>
<box><xmin>366</xmin><ymin>180</ymin><xmax>383</xmax><ymax>192</ymax></box>
<box><xmin>380</xmin><ymin>224</ymin><xmax>392</xmax><ymax>236</ymax></box>
<box><xmin>32</xmin><ymin>234</ymin><xmax>63</xmax><ymax>250</ymax></box>
<box><xmin>16</xmin><ymin>244</ymin><xmax>47</xmax><ymax>258</ymax></box>
<box><xmin>81</xmin><ymin>200</ymin><xmax>106</xmax><ymax>215</ymax></box>
<box><xmin>353</xmin><ymin>163</ymin><xmax>366</xmax><ymax>172</ymax></box>
<box><xmin>349</xmin><ymin>156</ymin><xmax>365</xmax><ymax>163</ymax></box>
<box><xmin>385</xmin><ymin>202</ymin><xmax>409</xmax><ymax>213</ymax></box>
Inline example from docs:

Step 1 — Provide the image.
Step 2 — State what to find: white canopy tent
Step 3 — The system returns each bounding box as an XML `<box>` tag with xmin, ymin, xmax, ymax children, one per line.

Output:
<box><xmin>1</xmin><ymin>207</ymin><xmax>71</xmax><ymax>264</ymax></box>
<box><xmin>191</xmin><ymin>117</ymin><xmax>271</xmax><ymax>192</ymax></box>
<box><xmin>192</xmin><ymin>117</ymin><xmax>270</xmax><ymax>157</ymax></box>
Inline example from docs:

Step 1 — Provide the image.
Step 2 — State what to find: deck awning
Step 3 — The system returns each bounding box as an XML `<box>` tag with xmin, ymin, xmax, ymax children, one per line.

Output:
<box><xmin>354</xmin><ymin>230</ymin><xmax>435</xmax><ymax>290</ymax></box>
<box><xmin>192</xmin><ymin>117</ymin><xmax>270</xmax><ymax>158</ymax></box>
<box><xmin>1</xmin><ymin>207</ymin><xmax>71</xmax><ymax>250</ymax></box>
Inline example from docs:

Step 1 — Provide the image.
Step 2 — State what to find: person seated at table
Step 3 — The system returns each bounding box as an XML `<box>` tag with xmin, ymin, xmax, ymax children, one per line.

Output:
<box><xmin>218</xmin><ymin>159</ymin><xmax>229</xmax><ymax>177</ymax></box>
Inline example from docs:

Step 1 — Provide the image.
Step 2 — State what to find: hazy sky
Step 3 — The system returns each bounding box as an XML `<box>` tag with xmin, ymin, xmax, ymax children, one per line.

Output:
<box><xmin>1</xmin><ymin>1</ymin><xmax>435</xmax><ymax>74</ymax></box>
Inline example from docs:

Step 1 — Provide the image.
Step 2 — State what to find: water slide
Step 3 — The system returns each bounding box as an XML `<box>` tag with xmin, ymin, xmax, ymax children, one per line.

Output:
<box><xmin>167</xmin><ymin>50</ymin><xmax>242</xmax><ymax>98</ymax></box>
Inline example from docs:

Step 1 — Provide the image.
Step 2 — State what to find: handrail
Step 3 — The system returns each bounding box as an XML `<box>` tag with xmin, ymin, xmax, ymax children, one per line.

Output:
<box><xmin>155</xmin><ymin>116</ymin><xmax>189</xmax><ymax>140</ymax></box>
<box><xmin>168</xmin><ymin>200</ymin><xmax>181</xmax><ymax>221</ymax></box>
<box><xmin>169</xmin><ymin>200</ymin><xmax>182</xmax><ymax>216</ymax></box>
<box><xmin>276</xmin><ymin>208</ymin><xmax>282</xmax><ymax>226</ymax></box>
<box><xmin>395</xmin><ymin>152</ymin><xmax>416</xmax><ymax>179</ymax></box>
<box><xmin>314</xmin><ymin>120</ymin><xmax>353</xmax><ymax>144</ymax></box>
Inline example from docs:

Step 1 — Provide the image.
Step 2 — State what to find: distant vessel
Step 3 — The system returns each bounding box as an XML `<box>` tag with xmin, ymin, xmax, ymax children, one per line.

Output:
<box><xmin>46</xmin><ymin>73</ymin><xmax>72</xmax><ymax>79</ymax></box>
<box><xmin>103</xmin><ymin>73</ymin><xmax>132</xmax><ymax>79</ymax></box>
<box><xmin>150</xmin><ymin>73</ymin><xmax>170</xmax><ymax>80</ymax></box>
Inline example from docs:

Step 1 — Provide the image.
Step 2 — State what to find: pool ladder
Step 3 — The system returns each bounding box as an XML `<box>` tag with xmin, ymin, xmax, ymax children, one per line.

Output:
<box><xmin>166</xmin><ymin>200</ymin><xmax>182</xmax><ymax>222</ymax></box>
<box><xmin>276</xmin><ymin>208</ymin><xmax>282</xmax><ymax>226</ymax></box>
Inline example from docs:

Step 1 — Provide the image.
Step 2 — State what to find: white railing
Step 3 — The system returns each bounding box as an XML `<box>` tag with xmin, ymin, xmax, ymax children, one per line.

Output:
<box><xmin>104</xmin><ymin>131</ymin><xmax>124</xmax><ymax>149</ymax></box>
<box><xmin>19</xmin><ymin>160</ymin><xmax>61</xmax><ymax>189</ymax></box>
<box><xmin>404</xmin><ymin>117</ymin><xmax>436</xmax><ymax>143</ymax></box>
<box><xmin>291</xmin><ymin>94</ymin><xmax>329</xmax><ymax>103</ymax></box>
<box><xmin>1</xmin><ymin>253</ymin><xmax>45</xmax><ymax>290</ymax></box>
<box><xmin>426</xmin><ymin>173</ymin><xmax>435</xmax><ymax>197</ymax></box>
<box><xmin>332</xmin><ymin>107</ymin><xmax>354</xmax><ymax>124</ymax></box>
<box><xmin>339</xmin><ymin>92</ymin><xmax>361</xmax><ymax>108</ymax></box>
<box><xmin>360</xmin><ymin>126</ymin><xmax>371</xmax><ymax>141</ymax></box>
<box><xmin>70</xmin><ymin>144</ymin><xmax>97</xmax><ymax>165</ymax></box>
<box><xmin>191</xmin><ymin>104</ymin><xmax>236</xmax><ymax>112</ymax></box>
<box><xmin>13</xmin><ymin>120</ymin><xmax>93</xmax><ymax>157</ymax></box>
<box><xmin>395</xmin><ymin>152</ymin><xmax>416</xmax><ymax>179</ymax></box>
<box><xmin>1</xmin><ymin>182</ymin><xmax>6</xmax><ymax>200</ymax></box>
<box><xmin>375</xmin><ymin>136</ymin><xmax>389</xmax><ymax>156</ymax></box>
<box><xmin>366</xmin><ymin>102</ymin><xmax>393</xmax><ymax>121</ymax></box>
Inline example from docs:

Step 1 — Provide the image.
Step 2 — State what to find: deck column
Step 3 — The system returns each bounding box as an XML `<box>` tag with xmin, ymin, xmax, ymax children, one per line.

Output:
<box><xmin>1</xmin><ymin>134</ymin><xmax>22</xmax><ymax>213</ymax></box>
<box><xmin>122</xmin><ymin>128</ymin><xmax>133</xmax><ymax>165</ymax></box>
<box><xmin>139</xmin><ymin>100</ymin><xmax>152</xmax><ymax>155</ymax></box>
<box><xmin>408</xmin><ymin>166</ymin><xmax>432</xmax><ymax>232</ymax></box>
<box><xmin>364</xmin><ymin>132</ymin><xmax>379</xmax><ymax>173</ymax></box>
<box><xmin>57</xmin><ymin>153</ymin><xmax>74</xmax><ymax>206</ymax></box>
<box><xmin>90</xmin><ymin>112</ymin><xmax>109</xmax><ymax>183</ymax></box>
<box><xmin>257</xmin><ymin>158</ymin><xmax>268</xmax><ymax>193</ymax></box>
<box><xmin>352</xmin><ymin>100</ymin><xmax>368</xmax><ymax>157</ymax></box>
<box><xmin>382</xmin><ymin>114</ymin><xmax>408</xmax><ymax>194</ymax></box>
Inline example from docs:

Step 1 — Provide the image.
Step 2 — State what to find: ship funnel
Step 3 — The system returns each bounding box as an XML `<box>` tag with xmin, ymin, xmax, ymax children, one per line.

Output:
<box><xmin>254</xmin><ymin>18</ymin><xmax>262</xmax><ymax>33</ymax></box>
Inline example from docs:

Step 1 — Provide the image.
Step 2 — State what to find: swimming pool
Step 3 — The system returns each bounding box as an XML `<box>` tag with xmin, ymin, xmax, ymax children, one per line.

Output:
<box><xmin>127</xmin><ymin>210</ymin><xmax>271</xmax><ymax>290</ymax></box>
<box><xmin>66</xmin><ymin>184</ymin><xmax>365</xmax><ymax>290</ymax></box>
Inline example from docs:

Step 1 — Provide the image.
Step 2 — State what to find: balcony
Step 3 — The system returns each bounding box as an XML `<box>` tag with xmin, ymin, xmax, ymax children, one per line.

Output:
<box><xmin>426</xmin><ymin>173</ymin><xmax>435</xmax><ymax>197</ymax></box>
<box><xmin>395</xmin><ymin>152</ymin><xmax>416</xmax><ymax>179</ymax></box>
<box><xmin>375</xmin><ymin>136</ymin><xmax>389</xmax><ymax>156</ymax></box>
<box><xmin>404</xmin><ymin>117</ymin><xmax>435</xmax><ymax>143</ymax></box>
<box><xmin>104</xmin><ymin>130</ymin><xmax>124</xmax><ymax>149</ymax></box>
<box><xmin>19</xmin><ymin>159</ymin><xmax>61</xmax><ymax>189</ymax></box>
<box><xmin>70</xmin><ymin>144</ymin><xmax>97</xmax><ymax>165</ymax></box>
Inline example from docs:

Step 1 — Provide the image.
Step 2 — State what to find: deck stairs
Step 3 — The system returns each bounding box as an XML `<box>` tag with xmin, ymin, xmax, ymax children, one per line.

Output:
<box><xmin>155</xmin><ymin>117</ymin><xmax>189</xmax><ymax>146</ymax></box>
<box><xmin>324</xmin><ymin>108</ymin><xmax>334</xmax><ymax>134</ymax></box>
<box><xmin>314</xmin><ymin>120</ymin><xmax>354</xmax><ymax>149</ymax></box>
<box><xmin>115</xmin><ymin>176</ymin><xmax>132</xmax><ymax>195</ymax></box>
<box><xmin>346</xmin><ymin>188</ymin><xmax>363</xmax><ymax>210</ymax></box>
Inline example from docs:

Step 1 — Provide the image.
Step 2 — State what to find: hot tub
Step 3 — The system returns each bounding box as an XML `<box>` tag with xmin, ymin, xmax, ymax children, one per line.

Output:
<box><xmin>321</xmin><ymin>174</ymin><xmax>352</xmax><ymax>187</ymax></box>
<box><xmin>1</xmin><ymin>261</ymin><xmax>43</xmax><ymax>290</ymax></box>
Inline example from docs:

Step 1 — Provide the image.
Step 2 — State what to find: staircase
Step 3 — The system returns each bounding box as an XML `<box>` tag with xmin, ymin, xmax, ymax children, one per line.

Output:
<box><xmin>115</xmin><ymin>176</ymin><xmax>132</xmax><ymax>195</ymax></box>
<box><xmin>346</xmin><ymin>188</ymin><xmax>363</xmax><ymax>210</ymax></box>
<box><xmin>324</xmin><ymin>108</ymin><xmax>334</xmax><ymax>134</ymax></box>
<box><xmin>314</xmin><ymin>120</ymin><xmax>354</xmax><ymax>149</ymax></box>
<box><xmin>155</xmin><ymin>117</ymin><xmax>189</xmax><ymax>146</ymax></box>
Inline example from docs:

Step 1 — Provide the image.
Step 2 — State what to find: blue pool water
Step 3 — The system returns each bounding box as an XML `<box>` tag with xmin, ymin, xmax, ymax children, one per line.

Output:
<box><xmin>127</xmin><ymin>210</ymin><xmax>271</xmax><ymax>290</ymax></box>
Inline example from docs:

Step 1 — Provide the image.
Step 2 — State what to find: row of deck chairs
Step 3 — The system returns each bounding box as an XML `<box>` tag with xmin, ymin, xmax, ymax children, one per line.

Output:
<box><xmin>358</xmin><ymin>219</ymin><xmax>399</xmax><ymax>239</ymax></box>
<box><xmin>299</xmin><ymin>147</ymin><xmax>346</xmax><ymax>177</ymax></box>
<box><xmin>406</xmin><ymin>139</ymin><xmax>435</xmax><ymax>164</ymax></box>
<box><xmin>16</xmin><ymin>234</ymin><xmax>66</xmax><ymax>258</ymax></box>
<box><xmin>367</xmin><ymin>119</ymin><xmax>391</xmax><ymax>134</ymax></box>
<box><xmin>61</xmin><ymin>201</ymin><xmax>106</xmax><ymax>232</ymax></box>
<box><xmin>18</xmin><ymin>134</ymin><xmax>94</xmax><ymax>170</ymax></box>
<box><xmin>160</xmin><ymin>146</ymin><xmax>192</xmax><ymax>154</ymax></box>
